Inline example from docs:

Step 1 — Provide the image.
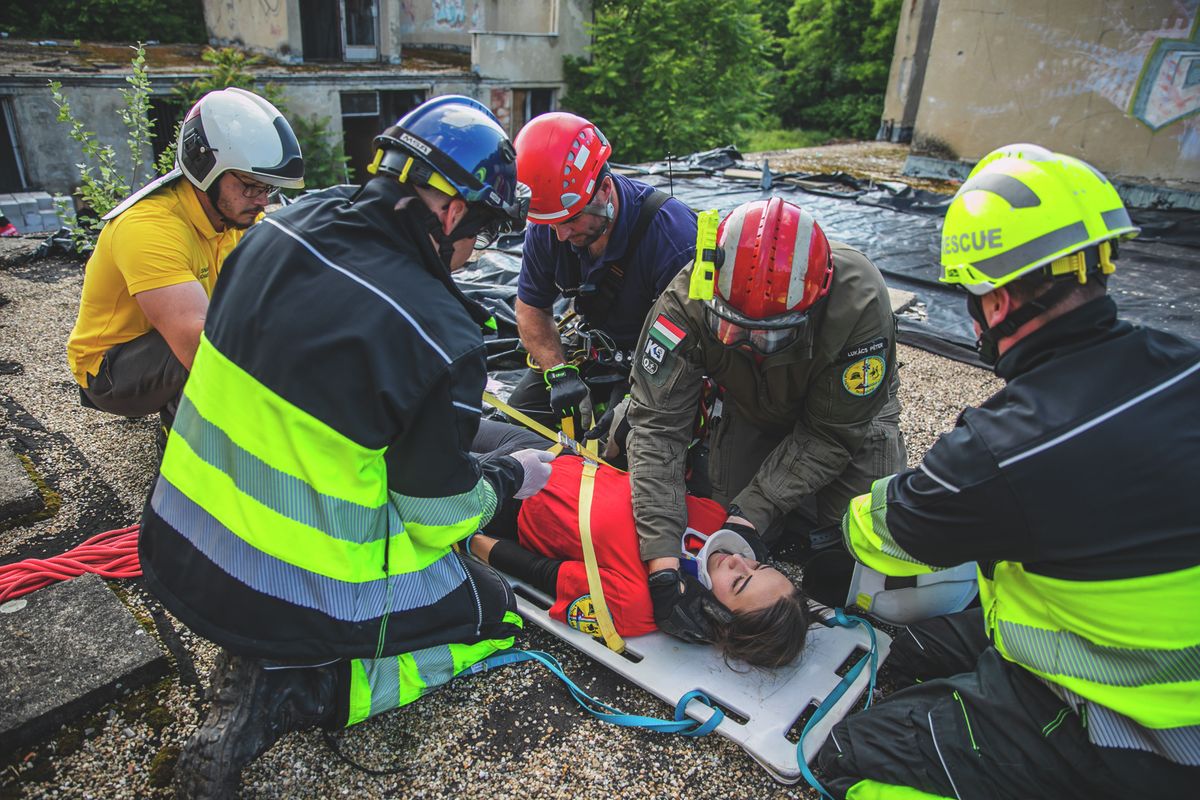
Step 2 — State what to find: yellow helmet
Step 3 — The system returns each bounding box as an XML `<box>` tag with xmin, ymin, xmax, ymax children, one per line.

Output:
<box><xmin>940</xmin><ymin>143</ymin><xmax>1139</xmax><ymax>296</ymax></box>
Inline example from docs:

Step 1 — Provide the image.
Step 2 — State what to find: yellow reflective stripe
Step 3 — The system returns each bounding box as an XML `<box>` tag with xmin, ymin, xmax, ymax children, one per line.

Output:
<box><xmin>187</xmin><ymin>335</ymin><xmax>387</xmax><ymax>508</ymax></box>
<box><xmin>346</xmin><ymin>660</ymin><xmax>372</xmax><ymax>726</ymax></box>
<box><xmin>991</xmin><ymin>561</ymin><xmax>1200</xmax><ymax>728</ymax></box>
<box><xmin>345</xmin><ymin>627</ymin><xmax>520</xmax><ymax>727</ymax></box>
<box><xmin>390</xmin><ymin>477</ymin><xmax>497</xmax><ymax>551</ymax></box>
<box><xmin>846</xmin><ymin>779</ymin><xmax>955</xmax><ymax>800</ymax></box>
<box><xmin>1001</xmin><ymin>562</ymin><xmax>1200</xmax><ymax>652</ymax></box>
<box><xmin>841</xmin><ymin>477</ymin><xmax>933</xmax><ymax>578</ymax></box>
<box><xmin>162</xmin><ymin>430</ymin><xmax>399</xmax><ymax>582</ymax></box>
<box><xmin>171</xmin><ymin>393</ymin><xmax>381</xmax><ymax>546</ymax></box>
<box><xmin>449</xmin><ymin>632</ymin><xmax>519</xmax><ymax>675</ymax></box>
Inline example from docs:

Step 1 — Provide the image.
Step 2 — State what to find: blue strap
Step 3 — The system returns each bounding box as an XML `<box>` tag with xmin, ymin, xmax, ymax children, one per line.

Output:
<box><xmin>797</xmin><ymin>609</ymin><xmax>879</xmax><ymax>800</ymax></box>
<box><xmin>470</xmin><ymin>649</ymin><xmax>724</xmax><ymax>736</ymax></box>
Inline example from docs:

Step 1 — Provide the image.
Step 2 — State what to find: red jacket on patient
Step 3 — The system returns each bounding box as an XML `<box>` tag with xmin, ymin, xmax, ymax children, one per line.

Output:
<box><xmin>516</xmin><ymin>455</ymin><xmax>727</xmax><ymax>636</ymax></box>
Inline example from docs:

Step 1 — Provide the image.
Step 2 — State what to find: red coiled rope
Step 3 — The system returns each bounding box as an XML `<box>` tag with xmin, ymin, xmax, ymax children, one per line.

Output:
<box><xmin>0</xmin><ymin>524</ymin><xmax>141</xmax><ymax>603</ymax></box>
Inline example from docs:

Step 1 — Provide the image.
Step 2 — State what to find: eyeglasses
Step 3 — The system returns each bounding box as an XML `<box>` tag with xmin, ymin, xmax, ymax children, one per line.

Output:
<box><xmin>230</xmin><ymin>173</ymin><xmax>275</xmax><ymax>200</ymax></box>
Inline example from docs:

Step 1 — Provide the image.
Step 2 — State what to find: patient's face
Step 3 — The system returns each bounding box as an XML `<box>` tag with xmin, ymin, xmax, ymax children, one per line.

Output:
<box><xmin>707</xmin><ymin>552</ymin><xmax>793</xmax><ymax>613</ymax></box>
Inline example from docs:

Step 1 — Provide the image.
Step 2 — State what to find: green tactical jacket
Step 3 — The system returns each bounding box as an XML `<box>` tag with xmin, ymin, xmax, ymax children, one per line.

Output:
<box><xmin>627</xmin><ymin>243</ymin><xmax>901</xmax><ymax>560</ymax></box>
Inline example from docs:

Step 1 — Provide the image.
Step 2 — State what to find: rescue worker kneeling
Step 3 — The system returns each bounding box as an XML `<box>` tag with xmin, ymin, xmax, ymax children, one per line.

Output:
<box><xmin>620</xmin><ymin>198</ymin><xmax>906</xmax><ymax>642</ymax></box>
<box><xmin>138</xmin><ymin>96</ymin><xmax>545</xmax><ymax>797</ymax></box>
<box><xmin>820</xmin><ymin>145</ymin><xmax>1200</xmax><ymax>799</ymax></box>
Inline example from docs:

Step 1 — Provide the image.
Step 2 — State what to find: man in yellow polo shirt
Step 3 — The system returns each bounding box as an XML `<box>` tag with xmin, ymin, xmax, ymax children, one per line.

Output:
<box><xmin>67</xmin><ymin>88</ymin><xmax>303</xmax><ymax>441</ymax></box>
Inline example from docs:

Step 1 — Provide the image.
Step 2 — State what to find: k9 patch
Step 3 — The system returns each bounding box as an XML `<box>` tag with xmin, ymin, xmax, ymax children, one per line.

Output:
<box><xmin>644</xmin><ymin>338</ymin><xmax>667</xmax><ymax>364</ymax></box>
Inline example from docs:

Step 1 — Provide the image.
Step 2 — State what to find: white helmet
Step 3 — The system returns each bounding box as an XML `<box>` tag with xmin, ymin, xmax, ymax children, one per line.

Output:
<box><xmin>177</xmin><ymin>87</ymin><xmax>304</xmax><ymax>192</ymax></box>
<box><xmin>847</xmin><ymin>561</ymin><xmax>979</xmax><ymax>625</ymax></box>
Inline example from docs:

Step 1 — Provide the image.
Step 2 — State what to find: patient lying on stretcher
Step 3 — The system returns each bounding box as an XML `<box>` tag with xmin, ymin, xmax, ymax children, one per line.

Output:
<box><xmin>466</xmin><ymin>452</ymin><xmax>810</xmax><ymax>668</ymax></box>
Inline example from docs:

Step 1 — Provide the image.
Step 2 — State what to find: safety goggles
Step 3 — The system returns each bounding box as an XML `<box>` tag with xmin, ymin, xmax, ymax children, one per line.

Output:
<box><xmin>703</xmin><ymin>295</ymin><xmax>820</xmax><ymax>356</ymax></box>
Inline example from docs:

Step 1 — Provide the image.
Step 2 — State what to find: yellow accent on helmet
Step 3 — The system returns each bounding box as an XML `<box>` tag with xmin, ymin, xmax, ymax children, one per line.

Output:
<box><xmin>940</xmin><ymin>143</ymin><xmax>1139</xmax><ymax>296</ymax></box>
<box><xmin>369</xmin><ymin>151</ymin><xmax>460</xmax><ymax>198</ymax></box>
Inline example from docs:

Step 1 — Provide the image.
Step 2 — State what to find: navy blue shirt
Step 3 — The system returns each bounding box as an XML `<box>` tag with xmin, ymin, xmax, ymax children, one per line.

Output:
<box><xmin>517</xmin><ymin>173</ymin><xmax>697</xmax><ymax>349</ymax></box>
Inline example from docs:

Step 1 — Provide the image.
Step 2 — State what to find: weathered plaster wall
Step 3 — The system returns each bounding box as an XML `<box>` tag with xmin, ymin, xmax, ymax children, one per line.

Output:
<box><xmin>879</xmin><ymin>0</ymin><xmax>940</xmax><ymax>142</ymax></box>
<box><xmin>910</xmin><ymin>0</ymin><xmax>1200</xmax><ymax>185</ymax></box>
<box><xmin>471</xmin><ymin>1</ymin><xmax>590</xmax><ymax>82</ymax></box>
<box><xmin>203</xmin><ymin>0</ymin><xmax>296</xmax><ymax>58</ymax></box>
<box><xmin>6</xmin><ymin>79</ymin><xmax>190</xmax><ymax>195</ymax></box>
<box><xmin>399</xmin><ymin>0</ymin><xmax>486</xmax><ymax>48</ymax></box>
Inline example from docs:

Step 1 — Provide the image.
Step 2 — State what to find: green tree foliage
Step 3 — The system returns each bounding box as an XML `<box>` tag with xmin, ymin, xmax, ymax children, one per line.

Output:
<box><xmin>170</xmin><ymin>48</ymin><xmax>349</xmax><ymax>189</ymax></box>
<box><xmin>50</xmin><ymin>43</ymin><xmax>157</xmax><ymax>249</ymax></box>
<box><xmin>563</xmin><ymin>0</ymin><xmax>773</xmax><ymax>164</ymax></box>
<box><xmin>780</xmin><ymin>0</ymin><xmax>900</xmax><ymax>139</ymax></box>
<box><xmin>1</xmin><ymin>0</ymin><xmax>205</xmax><ymax>44</ymax></box>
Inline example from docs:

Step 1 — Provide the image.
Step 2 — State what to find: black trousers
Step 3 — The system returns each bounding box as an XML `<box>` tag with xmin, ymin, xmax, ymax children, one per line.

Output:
<box><xmin>818</xmin><ymin>608</ymin><xmax>1198</xmax><ymax>800</ymax></box>
<box><xmin>80</xmin><ymin>328</ymin><xmax>186</xmax><ymax>420</ymax></box>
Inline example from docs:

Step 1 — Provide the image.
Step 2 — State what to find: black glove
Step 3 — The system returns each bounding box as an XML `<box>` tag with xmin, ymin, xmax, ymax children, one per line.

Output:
<box><xmin>647</xmin><ymin>568</ymin><xmax>732</xmax><ymax>644</ymax></box>
<box><xmin>544</xmin><ymin>364</ymin><xmax>588</xmax><ymax>419</ymax></box>
<box><xmin>582</xmin><ymin>406</ymin><xmax>615</xmax><ymax>442</ymax></box>
<box><xmin>723</xmin><ymin>506</ymin><xmax>769</xmax><ymax>562</ymax></box>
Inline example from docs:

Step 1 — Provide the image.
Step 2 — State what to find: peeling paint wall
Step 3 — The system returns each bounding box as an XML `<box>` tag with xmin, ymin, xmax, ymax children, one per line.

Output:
<box><xmin>910</xmin><ymin>0</ymin><xmax>1200</xmax><ymax>185</ymax></box>
<box><xmin>204</xmin><ymin>0</ymin><xmax>296</xmax><ymax>58</ymax></box>
<box><xmin>8</xmin><ymin>79</ymin><xmax>193</xmax><ymax>195</ymax></box>
<box><xmin>880</xmin><ymin>0</ymin><xmax>940</xmax><ymax>143</ymax></box>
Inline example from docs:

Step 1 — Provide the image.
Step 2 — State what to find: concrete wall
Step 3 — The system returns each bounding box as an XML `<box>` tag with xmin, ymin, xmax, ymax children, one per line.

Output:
<box><xmin>204</xmin><ymin>0</ymin><xmax>297</xmax><ymax>58</ymax></box>
<box><xmin>907</xmin><ymin>0</ymin><xmax>1200</xmax><ymax>186</ymax></box>
<box><xmin>879</xmin><ymin>0</ymin><xmax>940</xmax><ymax>143</ymax></box>
<box><xmin>4</xmin><ymin>73</ymin><xmax>494</xmax><ymax>195</ymax></box>
<box><xmin>3</xmin><ymin>78</ymin><xmax>191</xmax><ymax>196</ymax></box>
<box><xmin>472</xmin><ymin>1</ymin><xmax>591</xmax><ymax>82</ymax></box>
<box><xmin>399</xmin><ymin>0</ymin><xmax>486</xmax><ymax>48</ymax></box>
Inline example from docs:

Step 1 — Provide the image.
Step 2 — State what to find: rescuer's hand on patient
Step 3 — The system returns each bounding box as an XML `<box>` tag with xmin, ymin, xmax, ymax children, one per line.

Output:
<box><xmin>544</xmin><ymin>364</ymin><xmax>588</xmax><ymax>419</ymax></box>
<box><xmin>509</xmin><ymin>448</ymin><xmax>556</xmax><ymax>499</ymax></box>
<box><xmin>648</xmin><ymin>568</ymin><xmax>730</xmax><ymax>643</ymax></box>
<box><xmin>721</xmin><ymin>505</ymin><xmax>769</xmax><ymax>562</ymax></box>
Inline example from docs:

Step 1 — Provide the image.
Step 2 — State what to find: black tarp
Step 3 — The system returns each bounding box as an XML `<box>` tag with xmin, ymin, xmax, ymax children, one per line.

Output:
<box><xmin>458</xmin><ymin>159</ymin><xmax>1199</xmax><ymax>369</ymax></box>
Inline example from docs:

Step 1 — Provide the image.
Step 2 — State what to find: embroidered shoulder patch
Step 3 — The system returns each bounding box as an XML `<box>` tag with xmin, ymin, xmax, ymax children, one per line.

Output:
<box><xmin>648</xmin><ymin>314</ymin><xmax>687</xmax><ymax>351</ymax></box>
<box><xmin>839</xmin><ymin>337</ymin><xmax>888</xmax><ymax>363</ymax></box>
<box><xmin>842</xmin><ymin>355</ymin><xmax>887</xmax><ymax>397</ymax></box>
<box><xmin>566</xmin><ymin>595</ymin><xmax>601</xmax><ymax>636</ymax></box>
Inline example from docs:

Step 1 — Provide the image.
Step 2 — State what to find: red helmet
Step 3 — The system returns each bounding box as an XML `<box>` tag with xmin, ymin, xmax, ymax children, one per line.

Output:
<box><xmin>514</xmin><ymin>112</ymin><xmax>612</xmax><ymax>223</ymax></box>
<box><xmin>706</xmin><ymin>198</ymin><xmax>834</xmax><ymax>355</ymax></box>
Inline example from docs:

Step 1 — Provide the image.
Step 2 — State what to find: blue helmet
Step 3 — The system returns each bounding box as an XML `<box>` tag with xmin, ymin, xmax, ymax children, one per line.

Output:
<box><xmin>372</xmin><ymin>95</ymin><xmax>528</xmax><ymax>235</ymax></box>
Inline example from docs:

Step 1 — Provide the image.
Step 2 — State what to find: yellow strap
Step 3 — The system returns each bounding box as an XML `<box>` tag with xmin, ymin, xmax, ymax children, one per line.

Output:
<box><xmin>577</xmin><ymin>460</ymin><xmax>626</xmax><ymax>652</ymax></box>
<box><xmin>482</xmin><ymin>392</ymin><xmax>616</xmax><ymax>470</ymax></box>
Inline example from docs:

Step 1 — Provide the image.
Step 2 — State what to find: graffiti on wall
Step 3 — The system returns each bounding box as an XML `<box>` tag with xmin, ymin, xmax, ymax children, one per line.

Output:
<box><xmin>1130</xmin><ymin>13</ymin><xmax>1200</xmax><ymax>130</ymax></box>
<box><xmin>433</xmin><ymin>0</ymin><xmax>467</xmax><ymax>30</ymax></box>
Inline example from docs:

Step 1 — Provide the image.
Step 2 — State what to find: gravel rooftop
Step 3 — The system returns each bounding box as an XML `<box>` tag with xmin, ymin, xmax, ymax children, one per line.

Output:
<box><xmin>0</xmin><ymin>223</ymin><xmax>1000</xmax><ymax>799</ymax></box>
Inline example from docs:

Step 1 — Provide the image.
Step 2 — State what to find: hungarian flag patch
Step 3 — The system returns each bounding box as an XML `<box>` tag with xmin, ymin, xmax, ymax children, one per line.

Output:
<box><xmin>648</xmin><ymin>314</ymin><xmax>687</xmax><ymax>351</ymax></box>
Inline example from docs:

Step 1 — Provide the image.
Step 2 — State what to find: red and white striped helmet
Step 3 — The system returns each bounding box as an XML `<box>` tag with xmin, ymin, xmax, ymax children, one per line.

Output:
<box><xmin>706</xmin><ymin>198</ymin><xmax>834</xmax><ymax>355</ymax></box>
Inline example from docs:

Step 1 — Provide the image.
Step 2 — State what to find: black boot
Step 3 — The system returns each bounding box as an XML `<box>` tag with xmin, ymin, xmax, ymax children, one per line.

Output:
<box><xmin>174</xmin><ymin>650</ymin><xmax>341</xmax><ymax>799</ymax></box>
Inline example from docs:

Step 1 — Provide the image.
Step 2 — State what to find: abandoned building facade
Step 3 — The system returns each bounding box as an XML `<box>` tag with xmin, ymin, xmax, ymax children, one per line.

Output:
<box><xmin>0</xmin><ymin>0</ymin><xmax>591</xmax><ymax>203</ymax></box>
<box><xmin>1</xmin><ymin>0</ymin><xmax>1198</xmax><ymax>223</ymax></box>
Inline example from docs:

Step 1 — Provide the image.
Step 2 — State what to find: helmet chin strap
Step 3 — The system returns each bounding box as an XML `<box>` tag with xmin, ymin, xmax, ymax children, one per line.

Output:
<box><xmin>969</xmin><ymin>280</ymin><xmax>1077</xmax><ymax>366</ymax></box>
<box><xmin>395</xmin><ymin>183</ymin><xmax>474</xmax><ymax>271</ymax></box>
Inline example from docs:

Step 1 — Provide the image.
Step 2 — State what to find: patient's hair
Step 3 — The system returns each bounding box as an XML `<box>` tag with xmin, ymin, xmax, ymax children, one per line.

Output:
<box><xmin>712</xmin><ymin>587</ymin><xmax>811</xmax><ymax>669</ymax></box>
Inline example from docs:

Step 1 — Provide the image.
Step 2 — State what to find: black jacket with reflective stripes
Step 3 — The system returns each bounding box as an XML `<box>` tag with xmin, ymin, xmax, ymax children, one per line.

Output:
<box><xmin>140</xmin><ymin>180</ymin><xmax>522</xmax><ymax>660</ymax></box>
<box><xmin>886</xmin><ymin>296</ymin><xmax>1200</xmax><ymax>582</ymax></box>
